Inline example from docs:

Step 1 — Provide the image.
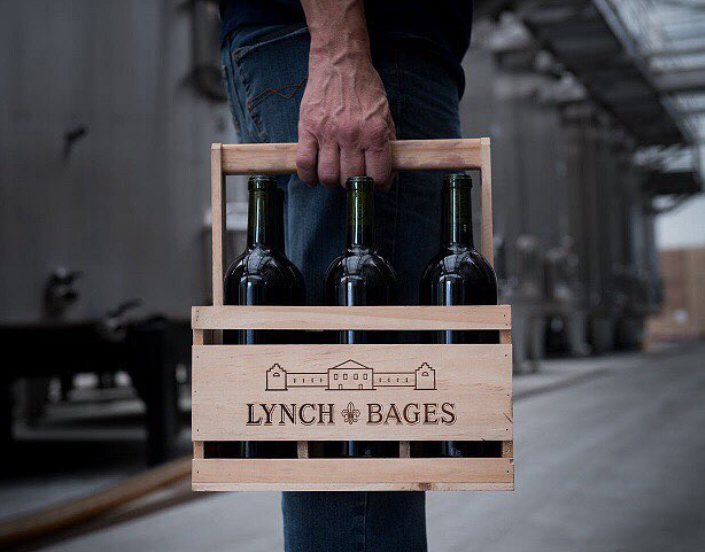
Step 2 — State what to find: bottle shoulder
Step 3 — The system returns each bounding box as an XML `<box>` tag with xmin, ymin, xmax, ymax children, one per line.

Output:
<box><xmin>421</xmin><ymin>247</ymin><xmax>497</xmax><ymax>282</ymax></box>
<box><xmin>225</xmin><ymin>247</ymin><xmax>301</xmax><ymax>281</ymax></box>
<box><xmin>325</xmin><ymin>248</ymin><xmax>397</xmax><ymax>282</ymax></box>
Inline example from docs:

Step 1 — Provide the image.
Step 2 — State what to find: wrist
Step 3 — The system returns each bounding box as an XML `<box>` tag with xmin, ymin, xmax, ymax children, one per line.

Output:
<box><xmin>309</xmin><ymin>29</ymin><xmax>371</xmax><ymax>62</ymax></box>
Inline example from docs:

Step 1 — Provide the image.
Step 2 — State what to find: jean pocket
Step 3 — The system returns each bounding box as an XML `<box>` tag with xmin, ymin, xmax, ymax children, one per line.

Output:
<box><xmin>230</xmin><ymin>25</ymin><xmax>308</xmax><ymax>59</ymax></box>
<box><xmin>228</xmin><ymin>27</ymin><xmax>310</xmax><ymax>143</ymax></box>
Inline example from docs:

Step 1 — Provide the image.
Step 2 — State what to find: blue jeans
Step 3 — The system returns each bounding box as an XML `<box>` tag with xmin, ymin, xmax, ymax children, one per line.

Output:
<box><xmin>222</xmin><ymin>26</ymin><xmax>461</xmax><ymax>552</ymax></box>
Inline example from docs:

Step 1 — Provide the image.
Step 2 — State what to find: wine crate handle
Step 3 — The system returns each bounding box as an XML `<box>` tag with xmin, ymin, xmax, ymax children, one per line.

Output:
<box><xmin>219</xmin><ymin>139</ymin><xmax>486</xmax><ymax>174</ymax></box>
<box><xmin>211</xmin><ymin>139</ymin><xmax>494</xmax><ymax>308</ymax></box>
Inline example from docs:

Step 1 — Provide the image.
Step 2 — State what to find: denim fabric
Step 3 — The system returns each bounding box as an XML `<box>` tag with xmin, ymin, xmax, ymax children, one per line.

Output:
<box><xmin>222</xmin><ymin>26</ymin><xmax>461</xmax><ymax>552</ymax></box>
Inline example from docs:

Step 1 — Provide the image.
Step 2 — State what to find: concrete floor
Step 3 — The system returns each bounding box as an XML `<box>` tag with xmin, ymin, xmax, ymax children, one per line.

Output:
<box><xmin>3</xmin><ymin>343</ymin><xmax>705</xmax><ymax>551</ymax></box>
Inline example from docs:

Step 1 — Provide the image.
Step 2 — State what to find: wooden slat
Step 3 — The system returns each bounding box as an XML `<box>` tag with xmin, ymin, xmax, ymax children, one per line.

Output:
<box><xmin>192</xmin><ymin>305</ymin><xmax>511</xmax><ymax>331</ymax></box>
<box><xmin>192</xmin><ymin>458</ymin><xmax>513</xmax><ymax>486</ymax></box>
<box><xmin>480</xmin><ymin>138</ymin><xmax>494</xmax><ymax>266</ymax></box>
<box><xmin>502</xmin><ymin>441</ymin><xmax>514</xmax><ymax>459</ymax></box>
<box><xmin>192</xmin><ymin>344</ymin><xmax>512</xmax><ymax>441</ymax></box>
<box><xmin>193</xmin><ymin>482</ymin><xmax>514</xmax><ymax>492</ymax></box>
<box><xmin>399</xmin><ymin>441</ymin><xmax>411</xmax><ymax>458</ymax></box>
<box><xmin>220</xmin><ymin>139</ymin><xmax>483</xmax><ymax>175</ymax></box>
<box><xmin>193</xmin><ymin>441</ymin><xmax>204</xmax><ymax>460</ymax></box>
<box><xmin>211</xmin><ymin>144</ymin><xmax>225</xmax><ymax>345</ymax></box>
<box><xmin>211</xmin><ymin>144</ymin><xmax>225</xmax><ymax>307</ymax></box>
<box><xmin>297</xmin><ymin>441</ymin><xmax>309</xmax><ymax>459</ymax></box>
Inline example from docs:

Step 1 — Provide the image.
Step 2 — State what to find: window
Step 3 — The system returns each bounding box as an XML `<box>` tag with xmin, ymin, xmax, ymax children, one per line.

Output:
<box><xmin>363</xmin><ymin>374</ymin><xmax>368</xmax><ymax>380</ymax></box>
<box><xmin>343</xmin><ymin>374</ymin><xmax>348</xmax><ymax>380</ymax></box>
<box><xmin>273</xmin><ymin>373</ymin><xmax>280</xmax><ymax>377</ymax></box>
<box><xmin>422</xmin><ymin>372</ymin><xmax>428</xmax><ymax>376</ymax></box>
<box><xmin>354</xmin><ymin>374</ymin><xmax>359</xmax><ymax>380</ymax></box>
<box><xmin>334</xmin><ymin>374</ymin><xmax>338</xmax><ymax>380</ymax></box>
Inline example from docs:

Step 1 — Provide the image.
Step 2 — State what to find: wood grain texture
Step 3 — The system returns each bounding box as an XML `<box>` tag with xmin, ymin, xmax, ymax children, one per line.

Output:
<box><xmin>220</xmin><ymin>139</ymin><xmax>483</xmax><ymax>175</ymax></box>
<box><xmin>399</xmin><ymin>441</ymin><xmax>411</xmax><ymax>458</ymax></box>
<box><xmin>192</xmin><ymin>344</ymin><xmax>512</xmax><ymax>441</ymax></box>
<box><xmin>192</xmin><ymin>458</ymin><xmax>514</xmax><ymax>488</ymax></box>
<box><xmin>192</xmin><ymin>305</ymin><xmax>511</xmax><ymax>331</ymax></box>
<box><xmin>193</xmin><ymin>482</ymin><xmax>514</xmax><ymax>492</ymax></box>
<box><xmin>297</xmin><ymin>441</ymin><xmax>309</xmax><ymax>459</ymax></box>
<box><xmin>193</xmin><ymin>441</ymin><xmax>204</xmax><ymax>459</ymax></box>
<box><xmin>502</xmin><ymin>441</ymin><xmax>514</xmax><ymax>458</ymax></box>
<box><xmin>480</xmin><ymin>138</ymin><xmax>494</xmax><ymax>266</ymax></box>
<box><xmin>211</xmin><ymin>144</ymin><xmax>225</xmax><ymax>308</ymax></box>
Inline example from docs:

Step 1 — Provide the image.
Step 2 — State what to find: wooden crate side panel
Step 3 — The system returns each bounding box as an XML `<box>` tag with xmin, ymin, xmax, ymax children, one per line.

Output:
<box><xmin>192</xmin><ymin>305</ymin><xmax>511</xmax><ymax>331</ymax></box>
<box><xmin>192</xmin><ymin>458</ymin><xmax>514</xmax><ymax>487</ymax></box>
<box><xmin>192</xmin><ymin>344</ymin><xmax>512</xmax><ymax>441</ymax></box>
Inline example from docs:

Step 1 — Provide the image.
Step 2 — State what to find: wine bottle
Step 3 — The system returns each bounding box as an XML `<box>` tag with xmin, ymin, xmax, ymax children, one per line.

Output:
<box><xmin>419</xmin><ymin>173</ymin><xmax>499</xmax><ymax>458</ymax></box>
<box><xmin>323</xmin><ymin>176</ymin><xmax>398</xmax><ymax>458</ymax></box>
<box><xmin>222</xmin><ymin>176</ymin><xmax>304</xmax><ymax>459</ymax></box>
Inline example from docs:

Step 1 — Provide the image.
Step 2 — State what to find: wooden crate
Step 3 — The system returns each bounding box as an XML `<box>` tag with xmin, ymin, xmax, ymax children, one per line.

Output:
<box><xmin>192</xmin><ymin>139</ymin><xmax>514</xmax><ymax>492</ymax></box>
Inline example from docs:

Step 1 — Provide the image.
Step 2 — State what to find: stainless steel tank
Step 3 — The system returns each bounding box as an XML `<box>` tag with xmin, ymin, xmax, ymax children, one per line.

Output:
<box><xmin>0</xmin><ymin>0</ymin><xmax>236</xmax><ymax>323</ymax></box>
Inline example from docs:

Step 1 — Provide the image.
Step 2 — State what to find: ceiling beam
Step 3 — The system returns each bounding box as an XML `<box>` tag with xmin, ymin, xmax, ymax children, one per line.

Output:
<box><xmin>645</xmin><ymin>44</ymin><xmax>705</xmax><ymax>59</ymax></box>
<box><xmin>656</xmin><ymin>68</ymin><xmax>705</xmax><ymax>93</ymax></box>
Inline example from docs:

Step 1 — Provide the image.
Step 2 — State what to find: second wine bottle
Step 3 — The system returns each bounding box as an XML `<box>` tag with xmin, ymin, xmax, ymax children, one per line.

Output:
<box><xmin>322</xmin><ymin>176</ymin><xmax>399</xmax><ymax>458</ymax></box>
<box><xmin>419</xmin><ymin>173</ymin><xmax>500</xmax><ymax>458</ymax></box>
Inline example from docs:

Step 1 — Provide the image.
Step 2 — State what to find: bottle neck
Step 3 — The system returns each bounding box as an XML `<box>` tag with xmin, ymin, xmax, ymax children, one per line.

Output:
<box><xmin>247</xmin><ymin>188</ymin><xmax>276</xmax><ymax>248</ymax></box>
<box><xmin>347</xmin><ymin>186</ymin><xmax>375</xmax><ymax>248</ymax></box>
<box><xmin>442</xmin><ymin>184</ymin><xmax>474</xmax><ymax>248</ymax></box>
<box><xmin>275</xmin><ymin>190</ymin><xmax>285</xmax><ymax>253</ymax></box>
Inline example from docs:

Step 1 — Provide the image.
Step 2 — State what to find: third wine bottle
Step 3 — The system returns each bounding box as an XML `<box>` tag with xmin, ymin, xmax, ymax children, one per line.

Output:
<box><xmin>419</xmin><ymin>173</ymin><xmax>500</xmax><ymax>458</ymax></box>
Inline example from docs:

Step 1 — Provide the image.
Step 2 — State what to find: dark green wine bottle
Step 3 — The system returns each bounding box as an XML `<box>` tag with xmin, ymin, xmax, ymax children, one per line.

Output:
<box><xmin>419</xmin><ymin>173</ymin><xmax>500</xmax><ymax>458</ymax></box>
<box><xmin>323</xmin><ymin>176</ymin><xmax>398</xmax><ymax>458</ymax></box>
<box><xmin>222</xmin><ymin>176</ymin><xmax>304</xmax><ymax>459</ymax></box>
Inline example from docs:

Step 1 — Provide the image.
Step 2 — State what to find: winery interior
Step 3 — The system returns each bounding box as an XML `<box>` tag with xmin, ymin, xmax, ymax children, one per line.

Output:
<box><xmin>2</xmin><ymin>0</ymin><xmax>705</xmax><ymax>551</ymax></box>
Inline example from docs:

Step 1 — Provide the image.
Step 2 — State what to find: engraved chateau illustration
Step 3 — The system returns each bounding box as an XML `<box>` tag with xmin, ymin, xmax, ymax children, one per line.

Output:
<box><xmin>266</xmin><ymin>360</ymin><xmax>436</xmax><ymax>391</ymax></box>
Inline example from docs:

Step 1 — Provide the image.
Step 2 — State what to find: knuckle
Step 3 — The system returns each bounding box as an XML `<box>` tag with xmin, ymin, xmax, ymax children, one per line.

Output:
<box><xmin>296</xmin><ymin>155</ymin><xmax>315</xmax><ymax>174</ymax></box>
<box><xmin>365</xmin><ymin>119</ymin><xmax>390</xmax><ymax>145</ymax></box>
<box><xmin>336</xmin><ymin>120</ymin><xmax>362</xmax><ymax>145</ymax></box>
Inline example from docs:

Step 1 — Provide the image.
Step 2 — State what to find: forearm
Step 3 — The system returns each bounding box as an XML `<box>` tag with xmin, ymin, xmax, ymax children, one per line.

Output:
<box><xmin>301</xmin><ymin>0</ymin><xmax>371</xmax><ymax>59</ymax></box>
<box><xmin>297</xmin><ymin>0</ymin><xmax>395</xmax><ymax>189</ymax></box>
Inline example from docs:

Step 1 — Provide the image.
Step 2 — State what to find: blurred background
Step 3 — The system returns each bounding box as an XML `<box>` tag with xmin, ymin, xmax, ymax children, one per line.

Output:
<box><xmin>1</xmin><ymin>0</ymin><xmax>704</xmax><ymax>550</ymax></box>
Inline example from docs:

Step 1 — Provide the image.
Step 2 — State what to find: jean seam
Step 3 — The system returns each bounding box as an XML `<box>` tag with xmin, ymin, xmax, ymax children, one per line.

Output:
<box><xmin>232</xmin><ymin>49</ymin><xmax>269</xmax><ymax>142</ymax></box>
<box><xmin>247</xmin><ymin>79</ymin><xmax>308</xmax><ymax>111</ymax></box>
<box><xmin>225</xmin><ymin>45</ymin><xmax>260</xmax><ymax>143</ymax></box>
<box><xmin>222</xmin><ymin>45</ymin><xmax>251</xmax><ymax>142</ymax></box>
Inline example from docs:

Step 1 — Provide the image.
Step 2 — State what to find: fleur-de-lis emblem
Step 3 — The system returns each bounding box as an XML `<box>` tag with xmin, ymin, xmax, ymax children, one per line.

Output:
<box><xmin>342</xmin><ymin>402</ymin><xmax>360</xmax><ymax>425</ymax></box>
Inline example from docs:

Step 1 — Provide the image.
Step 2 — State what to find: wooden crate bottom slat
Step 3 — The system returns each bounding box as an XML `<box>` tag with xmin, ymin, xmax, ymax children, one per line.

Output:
<box><xmin>193</xmin><ymin>482</ymin><xmax>514</xmax><ymax>492</ymax></box>
<box><xmin>192</xmin><ymin>458</ymin><xmax>514</xmax><ymax>492</ymax></box>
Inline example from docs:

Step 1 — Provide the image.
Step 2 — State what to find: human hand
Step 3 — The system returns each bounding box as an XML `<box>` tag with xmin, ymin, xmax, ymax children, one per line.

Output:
<box><xmin>296</xmin><ymin>40</ymin><xmax>396</xmax><ymax>191</ymax></box>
